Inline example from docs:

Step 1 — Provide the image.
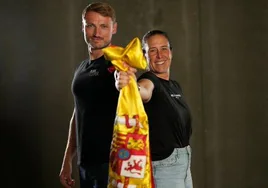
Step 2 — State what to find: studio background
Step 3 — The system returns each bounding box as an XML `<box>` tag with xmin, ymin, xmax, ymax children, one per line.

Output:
<box><xmin>1</xmin><ymin>0</ymin><xmax>267</xmax><ymax>187</ymax></box>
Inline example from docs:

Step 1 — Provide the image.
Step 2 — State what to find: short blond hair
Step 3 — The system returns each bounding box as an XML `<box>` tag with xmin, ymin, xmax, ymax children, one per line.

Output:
<box><xmin>82</xmin><ymin>2</ymin><xmax>116</xmax><ymax>23</ymax></box>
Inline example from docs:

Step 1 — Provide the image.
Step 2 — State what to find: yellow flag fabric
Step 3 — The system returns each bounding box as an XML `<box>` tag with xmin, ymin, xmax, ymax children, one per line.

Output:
<box><xmin>103</xmin><ymin>38</ymin><xmax>154</xmax><ymax>188</ymax></box>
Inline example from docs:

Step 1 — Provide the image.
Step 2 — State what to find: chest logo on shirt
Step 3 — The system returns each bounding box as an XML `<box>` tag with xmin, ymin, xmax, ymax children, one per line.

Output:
<box><xmin>107</xmin><ymin>65</ymin><xmax>115</xmax><ymax>73</ymax></box>
<box><xmin>88</xmin><ymin>69</ymin><xmax>99</xmax><ymax>76</ymax></box>
<box><xmin>171</xmin><ymin>94</ymin><xmax>181</xmax><ymax>99</ymax></box>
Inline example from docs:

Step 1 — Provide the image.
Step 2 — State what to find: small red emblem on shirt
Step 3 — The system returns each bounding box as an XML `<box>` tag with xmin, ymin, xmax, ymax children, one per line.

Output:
<box><xmin>107</xmin><ymin>65</ymin><xmax>115</xmax><ymax>73</ymax></box>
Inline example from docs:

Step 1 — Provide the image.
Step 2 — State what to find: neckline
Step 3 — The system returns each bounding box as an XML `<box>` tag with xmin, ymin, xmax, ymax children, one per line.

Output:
<box><xmin>88</xmin><ymin>55</ymin><xmax>105</xmax><ymax>66</ymax></box>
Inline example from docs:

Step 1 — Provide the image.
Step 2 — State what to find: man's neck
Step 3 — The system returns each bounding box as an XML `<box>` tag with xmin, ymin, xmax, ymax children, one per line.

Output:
<box><xmin>89</xmin><ymin>49</ymin><xmax>104</xmax><ymax>60</ymax></box>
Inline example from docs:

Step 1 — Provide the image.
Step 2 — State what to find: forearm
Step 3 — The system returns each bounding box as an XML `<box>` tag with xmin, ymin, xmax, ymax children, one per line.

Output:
<box><xmin>63</xmin><ymin>109</ymin><xmax>77</xmax><ymax>163</ymax></box>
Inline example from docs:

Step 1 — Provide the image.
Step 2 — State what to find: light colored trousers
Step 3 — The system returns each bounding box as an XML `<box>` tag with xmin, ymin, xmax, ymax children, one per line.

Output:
<box><xmin>152</xmin><ymin>146</ymin><xmax>193</xmax><ymax>188</ymax></box>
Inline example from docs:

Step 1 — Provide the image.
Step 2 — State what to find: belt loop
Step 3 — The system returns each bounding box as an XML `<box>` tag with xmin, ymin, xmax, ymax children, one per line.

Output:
<box><xmin>186</xmin><ymin>145</ymin><xmax>191</xmax><ymax>154</ymax></box>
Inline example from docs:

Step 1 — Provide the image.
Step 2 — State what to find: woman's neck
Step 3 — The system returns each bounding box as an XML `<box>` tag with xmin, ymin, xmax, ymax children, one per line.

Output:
<box><xmin>153</xmin><ymin>72</ymin><xmax>170</xmax><ymax>80</ymax></box>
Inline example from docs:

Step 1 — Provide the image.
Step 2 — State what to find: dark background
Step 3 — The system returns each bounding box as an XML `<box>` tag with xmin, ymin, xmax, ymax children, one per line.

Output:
<box><xmin>1</xmin><ymin>0</ymin><xmax>267</xmax><ymax>187</ymax></box>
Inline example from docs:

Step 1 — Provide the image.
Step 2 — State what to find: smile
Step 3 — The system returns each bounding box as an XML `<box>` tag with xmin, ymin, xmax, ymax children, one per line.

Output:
<box><xmin>155</xmin><ymin>61</ymin><xmax>165</xmax><ymax>65</ymax></box>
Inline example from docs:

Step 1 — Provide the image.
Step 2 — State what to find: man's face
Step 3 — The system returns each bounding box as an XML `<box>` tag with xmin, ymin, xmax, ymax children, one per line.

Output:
<box><xmin>82</xmin><ymin>11</ymin><xmax>117</xmax><ymax>50</ymax></box>
<box><xmin>144</xmin><ymin>34</ymin><xmax>172</xmax><ymax>75</ymax></box>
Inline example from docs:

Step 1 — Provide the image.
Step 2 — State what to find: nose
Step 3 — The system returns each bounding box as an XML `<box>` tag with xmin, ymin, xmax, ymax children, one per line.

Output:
<box><xmin>93</xmin><ymin>26</ymin><xmax>100</xmax><ymax>36</ymax></box>
<box><xmin>156</xmin><ymin>50</ymin><xmax>162</xmax><ymax>59</ymax></box>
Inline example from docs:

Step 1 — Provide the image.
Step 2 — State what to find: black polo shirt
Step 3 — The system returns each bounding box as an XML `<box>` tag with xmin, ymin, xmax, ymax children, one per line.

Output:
<box><xmin>72</xmin><ymin>55</ymin><xmax>119</xmax><ymax>166</ymax></box>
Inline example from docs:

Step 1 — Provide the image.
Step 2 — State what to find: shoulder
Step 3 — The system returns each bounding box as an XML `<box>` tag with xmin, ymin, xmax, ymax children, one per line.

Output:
<box><xmin>138</xmin><ymin>72</ymin><xmax>159</xmax><ymax>84</ymax></box>
<box><xmin>138</xmin><ymin>72</ymin><xmax>167</xmax><ymax>90</ymax></box>
<box><xmin>76</xmin><ymin>59</ymin><xmax>89</xmax><ymax>70</ymax></box>
<box><xmin>171</xmin><ymin>79</ymin><xmax>183</xmax><ymax>93</ymax></box>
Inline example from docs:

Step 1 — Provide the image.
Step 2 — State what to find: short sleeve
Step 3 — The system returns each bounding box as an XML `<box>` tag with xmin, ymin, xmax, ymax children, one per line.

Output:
<box><xmin>137</xmin><ymin>71</ymin><xmax>160</xmax><ymax>89</ymax></box>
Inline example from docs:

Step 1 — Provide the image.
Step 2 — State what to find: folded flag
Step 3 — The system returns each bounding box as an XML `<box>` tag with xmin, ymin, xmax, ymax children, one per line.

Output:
<box><xmin>103</xmin><ymin>37</ymin><xmax>154</xmax><ymax>188</ymax></box>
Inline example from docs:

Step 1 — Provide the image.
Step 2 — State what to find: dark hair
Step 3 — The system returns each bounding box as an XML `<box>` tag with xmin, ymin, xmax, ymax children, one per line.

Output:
<box><xmin>82</xmin><ymin>2</ymin><xmax>116</xmax><ymax>23</ymax></box>
<box><xmin>142</xmin><ymin>30</ymin><xmax>172</xmax><ymax>53</ymax></box>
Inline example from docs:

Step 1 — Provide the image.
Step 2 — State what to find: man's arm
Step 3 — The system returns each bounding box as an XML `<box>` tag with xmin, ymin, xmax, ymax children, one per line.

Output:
<box><xmin>59</xmin><ymin>109</ymin><xmax>76</xmax><ymax>188</ymax></box>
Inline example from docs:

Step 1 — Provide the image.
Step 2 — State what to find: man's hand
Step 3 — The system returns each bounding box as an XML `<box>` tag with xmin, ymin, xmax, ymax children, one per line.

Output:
<box><xmin>59</xmin><ymin>161</ymin><xmax>75</xmax><ymax>188</ymax></box>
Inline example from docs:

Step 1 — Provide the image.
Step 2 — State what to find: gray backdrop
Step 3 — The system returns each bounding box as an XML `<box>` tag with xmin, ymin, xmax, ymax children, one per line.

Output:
<box><xmin>1</xmin><ymin>0</ymin><xmax>267</xmax><ymax>187</ymax></box>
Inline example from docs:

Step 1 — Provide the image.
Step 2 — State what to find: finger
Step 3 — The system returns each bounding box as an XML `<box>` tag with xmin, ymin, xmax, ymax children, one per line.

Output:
<box><xmin>68</xmin><ymin>179</ymin><xmax>75</xmax><ymax>187</ymax></box>
<box><xmin>128</xmin><ymin>66</ymin><xmax>137</xmax><ymax>73</ymax></box>
<box><xmin>126</xmin><ymin>70</ymin><xmax>137</xmax><ymax>80</ymax></box>
<box><xmin>116</xmin><ymin>70</ymin><xmax>127</xmax><ymax>80</ymax></box>
<box><xmin>119</xmin><ymin>74</ymin><xmax>130</xmax><ymax>83</ymax></box>
<box><xmin>126</xmin><ymin>70</ymin><xmax>135</xmax><ymax>75</ymax></box>
<box><xmin>60</xmin><ymin>177</ymin><xmax>72</xmax><ymax>188</ymax></box>
<box><xmin>119</xmin><ymin>80</ymin><xmax>129</xmax><ymax>88</ymax></box>
<box><xmin>118</xmin><ymin>72</ymin><xmax>130</xmax><ymax>82</ymax></box>
<box><xmin>117</xmin><ymin>71</ymin><xmax>127</xmax><ymax>80</ymax></box>
<box><xmin>119</xmin><ymin>76</ymin><xmax>130</xmax><ymax>87</ymax></box>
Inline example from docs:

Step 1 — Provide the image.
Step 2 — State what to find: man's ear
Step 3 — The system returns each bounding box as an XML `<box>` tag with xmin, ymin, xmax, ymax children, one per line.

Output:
<box><xmin>81</xmin><ymin>20</ymin><xmax>86</xmax><ymax>32</ymax></box>
<box><xmin>112</xmin><ymin>22</ymin><xmax>118</xmax><ymax>34</ymax></box>
<box><xmin>81</xmin><ymin>23</ymin><xmax>86</xmax><ymax>33</ymax></box>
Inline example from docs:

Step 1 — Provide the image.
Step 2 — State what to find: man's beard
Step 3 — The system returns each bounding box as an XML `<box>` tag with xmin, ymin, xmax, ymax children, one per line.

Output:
<box><xmin>89</xmin><ymin>40</ymin><xmax>112</xmax><ymax>51</ymax></box>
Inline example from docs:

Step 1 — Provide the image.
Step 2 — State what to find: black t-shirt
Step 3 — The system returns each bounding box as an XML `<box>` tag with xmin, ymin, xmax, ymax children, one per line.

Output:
<box><xmin>71</xmin><ymin>55</ymin><xmax>119</xmax><ymax>166</ymax></box>
<box><xmin>138</xmin><ymin>72</ymin><xmax>192</xmax><ymax>161</ymax></box>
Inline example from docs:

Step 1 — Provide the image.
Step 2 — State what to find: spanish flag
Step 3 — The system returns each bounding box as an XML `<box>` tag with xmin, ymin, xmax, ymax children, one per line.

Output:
<box><xmin>103</xmin><ymin>37</ymin><xmax>154</xmax><ymax>188</ymax></box>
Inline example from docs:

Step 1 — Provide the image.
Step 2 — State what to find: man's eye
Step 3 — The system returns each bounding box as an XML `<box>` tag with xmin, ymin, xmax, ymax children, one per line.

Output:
<box><xmin>101</xmin><ymin>25</ymin><xmax>108</xmax><ymax>28</ymax></box>
<box><xmin>86</xmin><ymin>24</ymin><xmax>94</xmax><ymax>28</ymax></box>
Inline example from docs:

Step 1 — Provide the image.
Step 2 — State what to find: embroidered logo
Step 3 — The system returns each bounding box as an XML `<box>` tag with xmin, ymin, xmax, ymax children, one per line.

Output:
<box><xmin>88</xmin><ymin>69</ymin><xmax>99</xmax><ymax>76</ymax></box>
<box><xmin>171</xmin><ymin>94</ymin><xmax>181</xmax><ymax>99</ymax></box>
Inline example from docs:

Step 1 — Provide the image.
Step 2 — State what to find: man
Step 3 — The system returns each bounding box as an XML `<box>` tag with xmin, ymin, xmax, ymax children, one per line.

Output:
<box><xmin>116</xmin><ymin>30</ymin><xmax>193</xmax><ymax>188</ymax></box>
<box><xmin>59</xmin><ymin>2</ymin><xmax>135</xmax><ymax>188</ymax></box>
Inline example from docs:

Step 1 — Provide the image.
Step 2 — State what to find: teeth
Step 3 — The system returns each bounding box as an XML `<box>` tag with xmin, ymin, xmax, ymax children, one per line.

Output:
<box><xmin>155</xmin><ymin>61</ymin><xmax>164</xmax><ymax>65</ymax></box>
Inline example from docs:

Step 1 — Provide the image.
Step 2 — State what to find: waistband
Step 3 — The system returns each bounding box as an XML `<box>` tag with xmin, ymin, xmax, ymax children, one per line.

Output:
<box><xmin>174</xmin><ymin>145</ymin><xmax>191</xmax><ymax>154</ymax></box>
